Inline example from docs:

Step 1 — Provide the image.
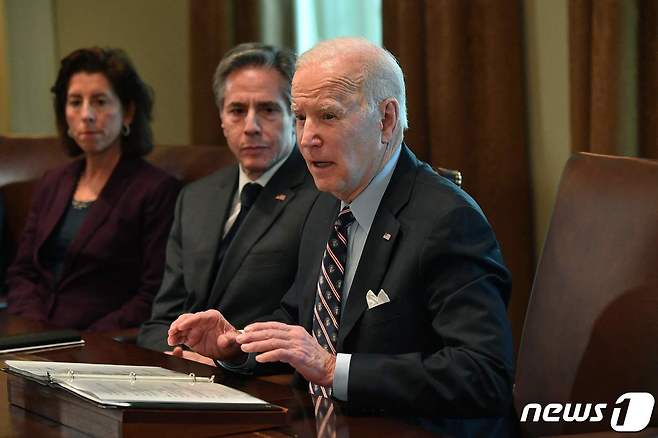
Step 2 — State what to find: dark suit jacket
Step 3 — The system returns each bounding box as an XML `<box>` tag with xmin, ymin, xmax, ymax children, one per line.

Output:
<box><xmin>269</xmin><ymin>146</ymin><xmax>514</xmax><ymax>423</ymax></box>
<box><xmin>138</xmin><ymin>149</ymin><xmax>319</xmax><ymax>351</ymax></box>
<box><xmin>7</xmin><ymin>156</ymin><xmax>181</xmax><ymax>330</ymax></box>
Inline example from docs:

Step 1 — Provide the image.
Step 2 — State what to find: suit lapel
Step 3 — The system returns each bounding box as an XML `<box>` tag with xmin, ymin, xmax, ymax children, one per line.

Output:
<box><xmin>36</xmin><ymin>162</ymin><xmax>80</xmax><ymax>250</ymax></box>
<box><xmin>301</xmin><ymin>195</ymin><xmax>341</xmax><ymax>331</ymax></box>
<box><xmin>61</xmin><ymin>157</ymin><xmax>139</xmax><ymax>278</ymax></box>
<box><xmin>34</xmin><ymin>161</ymin><xmax>81</xmax><ymax>282</ymax></box>
<box><xmin>337</xmin><ymin>146</ymin><xmax>418</xmax><ymax>348</ymax></box>
<box><xmin>207</xmin><ymin>150</ymin><xmax>307</xmax><ymax>309</ymax></box>
<box><xmin>197</xmin><ymin>167</ymin><xmax>238</xmax><ymax>299</ymax></box>
<box><xmin>338</xmin><ymin>210</ymin><xmax>400</xmax><ymax>347</ymax></box>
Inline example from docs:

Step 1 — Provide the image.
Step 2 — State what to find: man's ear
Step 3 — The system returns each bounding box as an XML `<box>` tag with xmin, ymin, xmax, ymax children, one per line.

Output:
<box><xmin>380</xmin><ymin>98</ymin><xmax>399</xmax><ymax>144</ymax></box>
<box><xmin>219</xmin><ymin>109</ymin><xmax>227</xmax><ymax>131</ymax></box>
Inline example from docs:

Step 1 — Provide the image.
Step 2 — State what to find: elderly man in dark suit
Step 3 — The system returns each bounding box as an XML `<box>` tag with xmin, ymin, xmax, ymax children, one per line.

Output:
<box><xmin>137</xmin><ymin>43</ymin><xmax>318</xmax><ymax>352</ymax></box>
<box><xmin>168</xmin><ymin>38</ymin><xmax>514</xmax><ymax>434</ymax></box>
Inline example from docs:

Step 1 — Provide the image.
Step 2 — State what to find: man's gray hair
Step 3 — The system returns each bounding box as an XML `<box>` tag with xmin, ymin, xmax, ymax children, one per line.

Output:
<box><xmin>297</xmin><ymin>38</ymin><xmax>408</xmax><ymax>133</ymax></box>
<box><xmin>213</xmin><ymin>42</ymin><xmax>296</xmax><ymax>111</ymax></box>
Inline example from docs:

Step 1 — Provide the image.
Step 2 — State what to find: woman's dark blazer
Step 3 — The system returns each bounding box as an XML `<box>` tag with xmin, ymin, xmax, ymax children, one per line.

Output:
<box><xmin>6</xmin><ymin>156</ymin><xmax>181</xmax><ymax>330</ymax></box>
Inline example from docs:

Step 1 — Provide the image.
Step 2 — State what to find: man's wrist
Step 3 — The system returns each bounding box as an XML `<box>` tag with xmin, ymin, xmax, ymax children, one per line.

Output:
<box><xmin>320</xmin><ymin>354</ymin><xmax>336</xmax><ymax>387</ymax></box>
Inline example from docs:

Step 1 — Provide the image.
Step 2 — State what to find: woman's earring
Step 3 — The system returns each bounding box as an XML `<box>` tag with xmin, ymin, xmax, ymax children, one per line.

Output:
<box><xmin>122</xmin><ymin>124</ymin><xmax>131</xmax><ymax>136</ymax></box>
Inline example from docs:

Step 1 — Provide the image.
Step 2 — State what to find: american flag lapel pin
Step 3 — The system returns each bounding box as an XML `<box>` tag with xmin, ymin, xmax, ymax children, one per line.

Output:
<box><xmin>382</xmin><ymin>232</ymin><xmax>391</xmax><ymax>241</ymax></box>
<box><xmin>275</xmin><ymin>194</ymin><xmax>287</xmax><ymax>201</ymax></box>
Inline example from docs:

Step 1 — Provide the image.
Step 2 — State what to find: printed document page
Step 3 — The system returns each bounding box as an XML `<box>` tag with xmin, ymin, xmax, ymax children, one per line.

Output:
<box><xmin>4</xmin><ymin>360</ymin><xmax>269</xmax><ymax>408</ymax></box>
<box><xmin>60</xmin><ymin>379</ymin><xmax>269</xmax><ymax>407</ymax></box>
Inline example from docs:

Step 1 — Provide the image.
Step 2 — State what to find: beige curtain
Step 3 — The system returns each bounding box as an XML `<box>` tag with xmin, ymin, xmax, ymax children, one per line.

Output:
<box><xmin>569</xmin><ymin>0</ymin><xmax>657</xmax><ymax>158</ymax></box>
<box><xmin>383</xmin><ymin>0</ymin><xmax>535</xmax><ymax>351</ymax></box>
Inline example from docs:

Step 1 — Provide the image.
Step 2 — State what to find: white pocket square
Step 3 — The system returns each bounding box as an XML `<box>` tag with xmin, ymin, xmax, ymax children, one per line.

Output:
<box><xmin>366</xmin><ymin>289</ymin><xmax>391</xmax><ymax>309</ymax></box>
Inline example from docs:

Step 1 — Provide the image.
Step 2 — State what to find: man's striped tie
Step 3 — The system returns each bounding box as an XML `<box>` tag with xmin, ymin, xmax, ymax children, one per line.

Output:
<box><xmin>309</xmin><ymin>206</ymin><xmax>355</xmax><ymax>398</ymax></box>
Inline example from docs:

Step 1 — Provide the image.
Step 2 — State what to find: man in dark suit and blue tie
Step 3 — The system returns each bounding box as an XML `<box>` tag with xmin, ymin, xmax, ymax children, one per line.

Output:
<box><xmin>168</xmin><ymin>38</ymin><xmax>514</xmax><ymax>434</ymax></box>
<box><xmin>138</xmin><ymin>43</ymin><xmax>318</xmax><ymax>353</ymax></box>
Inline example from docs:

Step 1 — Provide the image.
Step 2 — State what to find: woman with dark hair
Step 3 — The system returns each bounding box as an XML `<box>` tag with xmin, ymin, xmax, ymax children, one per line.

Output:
<box><xmin>6</xmin><ymin>47</ymin><xmax>181</xmax><ymax>330</ymax></box>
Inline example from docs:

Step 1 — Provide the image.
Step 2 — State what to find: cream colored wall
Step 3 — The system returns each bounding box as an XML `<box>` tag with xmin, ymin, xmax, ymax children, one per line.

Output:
<box><xmin>0</xmin><ymin>0</ymin><xmax>9</xmax><ymax>133</ymax></box>
<box><xmin>54</xmin><ymin>0</ymin><xmax>191</xmax><ymax>144</ymax></box>
<box><xmin>524</xmin><ymin>0</ymin><xmax>572</xmax><ymax>255</ymax></box>
<box><xmin>3</xmin><ymin>0</ymin><xmax>58</xmax><ymax>135</ymax></box>
<box><xmin>0</xmin><ymin>0</ymin><xmax>190</xmax><ymax>143</ymax></box>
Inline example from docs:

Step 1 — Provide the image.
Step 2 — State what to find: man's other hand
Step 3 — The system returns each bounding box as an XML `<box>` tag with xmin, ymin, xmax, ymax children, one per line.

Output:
<box><xmin>238</xmin><ymin>321</ymin><xmax>336</xmax><ymax>387</ymax></box>
<box><xmin>166</xmin><ymin>346</ymin><xmax>217</xmax><ymax>366</ymax></box>
<box><xmin>167</xmin><ymin>309</ymin><xmax>242</xmax><ymax>361</ymax></box>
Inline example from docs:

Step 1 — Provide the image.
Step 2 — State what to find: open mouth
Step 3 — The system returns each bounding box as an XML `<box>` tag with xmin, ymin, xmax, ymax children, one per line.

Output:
<box><xmin>311</xmin><ymin>161</ymin><xmax>333</xmax><ymax>169</ymax></box>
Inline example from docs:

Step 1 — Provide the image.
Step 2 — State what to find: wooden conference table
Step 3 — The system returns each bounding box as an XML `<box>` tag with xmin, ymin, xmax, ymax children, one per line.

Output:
<box><xmin>2</xmin><ymin>313</ymin><xmax>655</xmax><ymax>438</ymax></box>
<box><xmin>0</xmin><ymin>312</ymin><xmax>441</xmax><ymax>437</ymax></box>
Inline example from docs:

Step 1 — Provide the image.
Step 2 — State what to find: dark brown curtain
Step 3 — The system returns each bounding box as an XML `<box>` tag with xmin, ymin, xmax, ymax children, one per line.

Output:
<box><xmin>189</xmin><ymin>0</ymin><xmax>296</xmax><ymax>145</ymax></box>
<box><xmin>638</xmin><ymin>0</ymin><xmax>657</xmax><ymax>158</ymax></box>
<box><xmin>189</xmin><ymin>0</ymin><xmax>261</xmax><ymax>145</ymax></box>
<box><xmin>569</xmin><ymin>0</ymin><xmax>657</xmax><ymax>158</ymax></box>
<box><xmin>383</xmin><ymin>0</ymin><xmax>535</xmax><ymax>350</ymax></box>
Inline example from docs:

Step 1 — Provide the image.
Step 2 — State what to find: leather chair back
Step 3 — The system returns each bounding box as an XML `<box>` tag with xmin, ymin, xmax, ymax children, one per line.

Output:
<box><xmin>0</xmin><ymin>136</ymin><xmax>70</xmax><ymax>259</ymax></box>
<box><xmin>146</xmin><ymin>144</ymin><xmax>235</xmax><ymax>183</ymax></box>
<box><xmin>514</xmin><ymin>153</ymin><xmax>658</xmax><ymax>436</ymax></box>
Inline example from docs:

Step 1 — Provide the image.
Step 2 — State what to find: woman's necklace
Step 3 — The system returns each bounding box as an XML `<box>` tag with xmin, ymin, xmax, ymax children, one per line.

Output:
<box><xmin>71</xmin><ymin>199</ymin><xmax>94</xmax><ymax>210</ymax></box>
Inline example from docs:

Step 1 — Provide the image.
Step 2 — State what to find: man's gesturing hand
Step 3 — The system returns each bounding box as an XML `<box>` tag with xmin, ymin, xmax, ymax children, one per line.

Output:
<box><xmin>167</xmin><ymin>309</ymin><xmax>243</xmax><ymax>361</ymax></box>
<box><xmin>166</xmin><ymin>347</ymin><xmax>217</xmax><ymax>367</ymax></box>
<box><xmin>237</xmin><ymin>322</ymin><xmax>336</xmax><ymax>387</ymax></box>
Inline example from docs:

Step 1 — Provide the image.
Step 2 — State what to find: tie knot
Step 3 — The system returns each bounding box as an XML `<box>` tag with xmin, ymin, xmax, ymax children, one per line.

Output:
<box><xmin>240</xmin><ymin>183</ymin><xmax>262</xmax><ymax>210</ymax></box>
<box><xmin>334</xmin><ymin>206</ymin><xmax>355</xmax><ymax>230</ymax></box>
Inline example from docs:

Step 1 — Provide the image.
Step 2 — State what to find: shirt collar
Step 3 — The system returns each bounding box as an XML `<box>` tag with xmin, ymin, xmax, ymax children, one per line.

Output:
<box><xmin>342</xmin><ymin>145</ymin><xmax>402</xmax><ymax>233</ymax></box>
<box><xmin>237</xmin><ymin>147</ymin><xmax>293</xmax><ymax>193</ymax></box>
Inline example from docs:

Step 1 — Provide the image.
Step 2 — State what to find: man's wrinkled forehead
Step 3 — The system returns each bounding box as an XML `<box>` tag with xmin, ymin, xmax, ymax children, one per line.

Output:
<box><xmin>291</xmin><ymin>60</ymin><xmax>365</xmax><ymax>108</ymax></box>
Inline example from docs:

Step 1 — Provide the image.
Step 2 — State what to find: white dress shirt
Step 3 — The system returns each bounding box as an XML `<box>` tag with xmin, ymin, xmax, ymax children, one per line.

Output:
<box><xmin>222</xmin><ymin>148</ymin><xmax>292</xmax><ymax>237</ymax></box>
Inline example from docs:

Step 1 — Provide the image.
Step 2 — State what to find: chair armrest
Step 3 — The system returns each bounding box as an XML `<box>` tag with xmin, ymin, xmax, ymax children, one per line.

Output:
<box><xmin>436</xmin><ymin>167</ymin><xmax>462</xmax><ymax>187</ymax></box>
